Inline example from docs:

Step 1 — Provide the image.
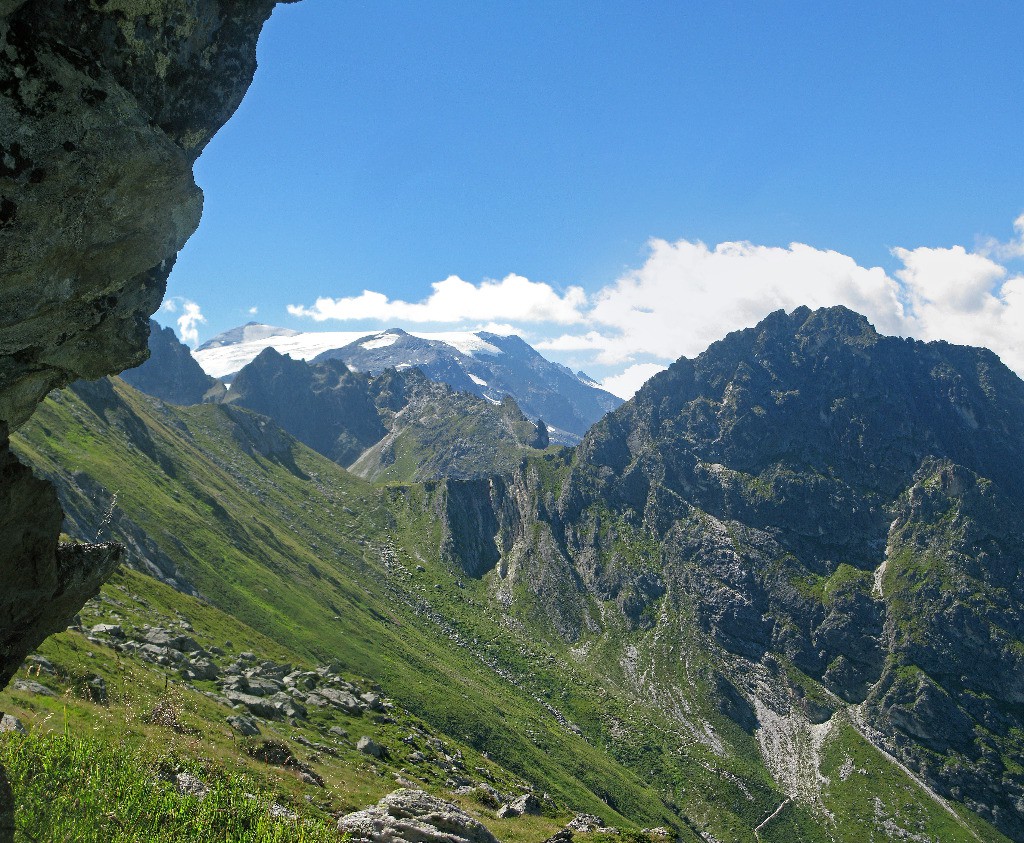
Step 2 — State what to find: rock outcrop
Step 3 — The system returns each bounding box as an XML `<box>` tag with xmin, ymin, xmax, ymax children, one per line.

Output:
<box><xmin>121</xmin><ymin>320</ymin><xmax>224</xmax><ymax>406</ymax></box>
<box><xmin>0</xmin><ymin>0</ymin><xmax>297</xmax><ymax>752</ymax></box>
<box><xmin>337</xmin><ymin>789</ymin><xmax>501</xmax><ymax>843</ymax></box>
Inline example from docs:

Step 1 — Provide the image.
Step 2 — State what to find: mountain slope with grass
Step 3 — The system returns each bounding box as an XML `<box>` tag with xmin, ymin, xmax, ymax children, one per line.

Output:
<box><xmin>224</xmin><ymin>350</ymin><xmax>546</xmax><ymax>481</ymax></box>
<box><xmin>8</xmin><ymin>354</ymin><xmax>1014</xmax><ymax>841</ymax></box>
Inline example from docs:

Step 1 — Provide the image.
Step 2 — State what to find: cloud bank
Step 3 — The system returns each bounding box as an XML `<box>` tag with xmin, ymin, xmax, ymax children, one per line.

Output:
<box><xmin>289</xmin><ymin>216</ymin><xmax>1024</xmax><ymax>397</ymax></box>
<box><xmin>288</xmin><ymin>273</ymin><xmax>586</xmax><ymax>325</ymax></box>
<box><xmin>162</xmin><ymin>297</ymin><xmax>207</xmax><ymax>349</ymax></box>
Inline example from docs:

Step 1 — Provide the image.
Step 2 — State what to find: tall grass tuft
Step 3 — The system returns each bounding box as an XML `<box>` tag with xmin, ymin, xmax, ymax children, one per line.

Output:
<box><xmin>0</xmin><ymin>731</ymin><xmax>340</xmax><ymax>842</ymax></box>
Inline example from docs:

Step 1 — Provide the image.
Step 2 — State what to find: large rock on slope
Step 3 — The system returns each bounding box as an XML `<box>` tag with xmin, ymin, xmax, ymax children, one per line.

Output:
<box><xmin>0</xmin><ymin>0</ymin><xmax>297</xmax><ymax>746</ymax></box>
<box><xmin>337</xmin><ymin>789</ymin><xmax>501</xmax><ymax>843</ymax></box>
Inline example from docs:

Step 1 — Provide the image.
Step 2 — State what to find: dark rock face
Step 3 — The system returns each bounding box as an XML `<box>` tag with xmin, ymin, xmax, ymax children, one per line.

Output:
<box><xmin>226</xmin><ymin>349</ymin><xmax>387</xmax><ymax>466</ymax></box>
<box><xmin>0</xmin><ymin>429</ymin><xmax>122</xmax><ymax>689</ymax></box>
<box><xmin>0</xmin><ymin>0</ymin><xmax>295</xmax><ymax>715</ymax></box>
<box><xmin>121</xmin><ymin>320</ymin><xmax>223</xmax><ymax>406</ymax></box>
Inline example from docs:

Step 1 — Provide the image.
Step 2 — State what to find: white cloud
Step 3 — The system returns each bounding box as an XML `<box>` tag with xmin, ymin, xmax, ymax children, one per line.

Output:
<box><xmin>288</xmin><ymin>273</ymin><xmax>587</xmax><ymax>325</ymax></box>
<box><xmin>175</xmin><ymin>300</ymin><xmax>206</xmax><ymax>348</ymax></box>
<box><xmin>580</xmin><ymin>238</ymin><xmax>906</xmax><ymax>365</ymax></box>
<box><xmin>282</xmin><ymin>215</ymin><xmax>1024</xmax><ymax>396</ymax></box>
<box><xmin>896</xmin><ymin>244</ymin><xmax>1024</xmax><ymax>374</ymax></box>
<box><xmin>248</xmin><ymin>306</ymin><xmax>259</xmax><ymax>316</ymax></box>
<box><xmin>600</xmin><ymin>363</ymin><xmax>668</xmax><ymax>399</ymax></box>
<box><xmin>978</xmin><ymin>213</ymin><xmax>1024</xmax><ymax>261</ymax></box>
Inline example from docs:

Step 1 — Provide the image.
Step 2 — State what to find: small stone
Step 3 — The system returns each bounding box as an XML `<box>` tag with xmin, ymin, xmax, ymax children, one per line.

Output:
<box><xmin>269</xmin><ymin>802</ymin><xmax>298</xmax><ymax>821</ymax></box>
<box><xmin>90</xmin><ymin>623</ymin><xmax>125</xmax><ymax>639</ymax></box>
<box><xmin>12</xmin><ymin>680</ymin><xmax>56</xmax><ymax>698</ymax></box>
<box><xmin>175</xmin><ymin>771</ymin><xmax>210</xmax><ymax>800</ymax></box>
<box><xmin>0</xmin><ymin>715</ymin><xmax>26</xmax><ymax>734</ymax></box>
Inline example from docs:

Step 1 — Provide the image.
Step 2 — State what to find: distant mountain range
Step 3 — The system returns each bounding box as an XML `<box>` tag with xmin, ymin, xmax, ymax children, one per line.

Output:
<box><xmin>193</xmin><ymin>323</ymin><xmax>622</xmax><ymax>443</ymax></box>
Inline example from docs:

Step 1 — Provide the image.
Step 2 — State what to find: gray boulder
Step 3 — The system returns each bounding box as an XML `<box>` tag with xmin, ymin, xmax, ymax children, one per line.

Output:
<box><xmin>338</xmin><ymin>788</ymin><xmax>500</xmax><ymax>843</ymax></box>
<box><xmin>90</xmin><ymin>623</ymin><xmax>125</xmax><ymax>640</ymax></box>
<box><xmin>357</xmin><ymin>736</ymin><xmax>384</xmax><ymax>758</ymax></box>
<box><xmin>142</xmin><ymin>627</ymin><xmax>201</xmax><ymax>653</ymax></box>
<box><xmin>0</xmin><ymin>715</ymin><xmax>26</xmax><ymax>735</ymax></box>
<box><xmin>11</xmin><ymin>680</ymin><xmax>56</xmax><ymax>698</ymax></box>
<box><xmin>227</xmin><ymin>715</ymin><xmax>261</xmax><ymax>737</ymax></box>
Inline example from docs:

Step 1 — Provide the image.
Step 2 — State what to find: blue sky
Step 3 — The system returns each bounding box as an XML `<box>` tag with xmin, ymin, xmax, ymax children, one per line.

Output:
<box><xmin>161</xmin><ymin>1</ymin><xmax>1024</xmax><ymax>396</ymax></box>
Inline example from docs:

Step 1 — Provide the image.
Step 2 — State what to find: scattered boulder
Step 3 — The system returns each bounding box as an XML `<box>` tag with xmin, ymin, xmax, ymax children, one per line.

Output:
<box><xmin>269</xmin><ymin>802</ymin><xmax>298</xmax><ymax>821</ymax></box>
<box><xmin>23</xmin><ymin>655</ymin><xmax>55</xmax><ymax>675</ymax></box>
<box><xmin>357</xmin><ymin>736</ymin><xmax>385</xmax><ymax>758</ymax></box>
<box><xmin>361</xmin><ymin>692</ymin><xmax>385</xmax><ymax>712</ymax></box>
<box><xmin>138</xmin><ymin>643</ymin><xmax>186</xmax><ymax>666</ymax></box>
<box><xmin>338</xmin><ymin>788</ymin><xmax>500</xmax><ymax>843</ymax></box>
<box><xmin>83</xmin><ymin>675</ymin><xmax>108</xmax><ymax>704</ymax></box>
<box><xmin>11</xmin><ymin>680</ymin><xmax>56</xmax><ymax>698</ymax></box>
<box><xmin>543</xmin><ymin>831</ymin><xmax>573</xmax><ymax>843</ymax></box>
<box><xmin>0</xmin><ymin>715</ymin><xmax>25</xmax><ymax>735</ymax></box>
<box><xmin>181</xmin><ymin>659</ymin><xmax>219</xmax><ymax>682</ymax></box>
<box><xmin>175</xmin><ymin>771</ymin><xmax>209</xmax><ymax>800</ymax></box>
<box><xmin>224</xmin><ymin>690</ymin><xmax>285</xmax><ymax>720</ymax></box>
<box><xmin>243</xmin><ymin>676</ymin><xmax>283</xmax><ymax>696</ymax></box>
<box><xmin>497</xmin><ymin>792</ymin><xmax>541</xmax><ymax>818</ymax></box>
<box><xmin>308</xmin><ymin>687</ymin><xmax>364</xmax><ymax>714</ymax></box>
<box><xmin>246</xmin><ymin>740</ymin><xmax>323</xmax><ymax>787</ymax></box>
<box><xmin>90</xmin><ymin>623</ymin><xmax>125</xmax><ymax>640</ymax></box>
<box><xmin>142</xmin><ymin>627</ymin><xmax>201</xmax><ymax>653</ymax></box>
<box><xmin>227</xmin><ymin>715</ymin><xmax>261</xmax><ymax>737</ymax></box>
<box><xmin>469</xmin><ymin>783</ymin><xmax>504</xmax><ymax>808</ymax></box>
<box><xmin>566</xmin><ymin>814</ymin><xmax>605</xmax><ymax>833</ymax></box>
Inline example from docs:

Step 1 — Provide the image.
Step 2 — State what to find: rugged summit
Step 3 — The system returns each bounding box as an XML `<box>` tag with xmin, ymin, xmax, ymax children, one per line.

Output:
<box><xmin>316</xmin><ymin>329</ymin><xmax>621</xmax><ymax>443</ymax></box>
<box><xmin>498</xmin><ymin>306</ymin><xmax>1024</xmax><ymax>837</ymax></box>
<box><xmin>193</xmin><ymin>324</ymin><xmax>621</xmax><ymax>444</ymax></box>
<box><xmin>121</xmin><ymin>321</ymin><xmax>223</xmax><ymax>406</ymax></box>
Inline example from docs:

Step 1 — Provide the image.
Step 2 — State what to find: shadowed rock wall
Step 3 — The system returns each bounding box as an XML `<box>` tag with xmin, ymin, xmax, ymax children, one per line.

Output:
<box><xmin>0</xmin><ymin>0</ymin><xmax>298</xmax><ymax>752</ymax></box>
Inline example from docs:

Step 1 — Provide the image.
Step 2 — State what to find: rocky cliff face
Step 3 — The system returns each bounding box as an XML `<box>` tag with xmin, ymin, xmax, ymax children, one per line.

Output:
<box><xmin>121</xmin><ymin>320</ymin><xmax>224</xmax><ymax>406</ymax></box>
<box><xmin>0</xmin><ymin>0</ymin><xmax>295</xmax><ymax>737</ymax></box>
<box><xmin>483</xmin><ymin>307</ymin><xmax>1024</xmax><ymax>839</ymax></box>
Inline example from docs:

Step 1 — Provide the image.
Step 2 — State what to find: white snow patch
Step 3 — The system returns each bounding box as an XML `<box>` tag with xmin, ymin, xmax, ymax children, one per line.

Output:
<box><xmin>193</xmin><ymin>329</ymin><xmax>504</xmax><ymax>378</ymax></box>
<box><xmin>415</xmin><ymin>331</ymin><xmax>502</xmax><ymax>357</ymax></box>
<box><xmin>468</xmin><ymin>373</ymin><xmax>488</xmax><ymax>387</ymax></box>
<box><xmin>193</xmin><ymin>331</ymin><xmax>368</xmax><ymax>378</ymax></box>
<box><xmin>361</xmin><ymin>332</ymin><xmax>400</xmax><ymax>350</ymax></box>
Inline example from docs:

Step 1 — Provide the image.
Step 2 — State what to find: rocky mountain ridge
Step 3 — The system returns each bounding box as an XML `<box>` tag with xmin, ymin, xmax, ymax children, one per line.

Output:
<box><xmin>193</xmin><ymin>323</ymin><xmax>621</xmax><ymax>444</ymax></box>
<box><xmin>471</xmin><ymin>305</ymin><xmax>1024</xmax><ymax>839</ymax></box>
<box><xmin>223</xmin><ymin>347</ymin><xmax>548</xmax><ymax>481</ymax></box>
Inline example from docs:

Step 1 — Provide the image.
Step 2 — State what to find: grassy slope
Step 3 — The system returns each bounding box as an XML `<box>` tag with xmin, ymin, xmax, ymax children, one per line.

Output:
<box><xmin>9</xmin><ymin>379</ymin><xmax>1012</xmax><ymax>842</ymax></box>
<box><xmin>11</xmin><ymin>381</ymin><xmax>684</xmax><ymax>837</ymax></box>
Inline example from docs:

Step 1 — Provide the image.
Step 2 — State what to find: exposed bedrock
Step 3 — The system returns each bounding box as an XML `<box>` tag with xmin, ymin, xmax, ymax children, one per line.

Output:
<box><xmin>0</xmin><ymin>0</ymin><xmax>297</xmax><ymax>702</ymax></box>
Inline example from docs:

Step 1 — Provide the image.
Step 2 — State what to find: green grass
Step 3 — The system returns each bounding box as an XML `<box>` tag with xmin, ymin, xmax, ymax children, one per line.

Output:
<box><xmin>1</xmin><ymin>732</ymin><xmax>338</xmax><ymax>843</ymax></box>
